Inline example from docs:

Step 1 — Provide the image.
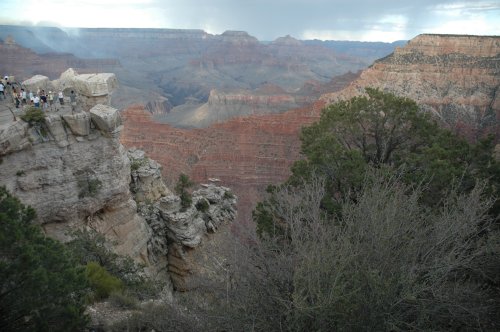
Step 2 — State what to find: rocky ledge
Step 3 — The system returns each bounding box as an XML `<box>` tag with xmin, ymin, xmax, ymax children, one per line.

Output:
<box><xmin>0</xmin><ymin>70</ymin><xmax>238</xmax><ymax>295</ymax></box>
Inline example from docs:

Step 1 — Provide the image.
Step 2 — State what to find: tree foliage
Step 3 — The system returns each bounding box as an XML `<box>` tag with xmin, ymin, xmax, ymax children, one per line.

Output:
<box><xmin>243</xmin><ymin>89</ymin><xmax>500</xmax><ymax>331</ymax></box>
<box><xmin>175</xmin><ymin>173</ymin><xmax>194</xmax><ymax>211</ymax></box>
<box><xmin>255</xmin><ymin>88</ymin><xmax>500</xmax><ymax>232</ymax></box>
<box><xmin>0</xmin><ymin>186</ymin><xmax>89</xmax><ymax>331</ymax></box>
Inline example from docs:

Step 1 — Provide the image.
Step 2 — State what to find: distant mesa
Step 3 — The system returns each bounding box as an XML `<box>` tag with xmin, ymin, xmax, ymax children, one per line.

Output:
<box><xmin>272</xmin><ymin>35</ymin><xmax>302</xmax><ymax>46</ymax></box>
<box><xmin>217</xmin><ymin>30</ymin><xmax>259</xmax><ymax>44</ymax></box>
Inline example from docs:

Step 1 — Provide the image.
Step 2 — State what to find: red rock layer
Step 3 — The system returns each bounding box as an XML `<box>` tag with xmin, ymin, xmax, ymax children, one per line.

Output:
<box><xmin>121</xmin><ymin>102</ymin><xmax>325</xmax><ymax>226</ymax></box>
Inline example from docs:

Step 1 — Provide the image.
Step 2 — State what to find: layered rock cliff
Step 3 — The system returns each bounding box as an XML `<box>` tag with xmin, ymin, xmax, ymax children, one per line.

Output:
<box><xmin>155</xmin><ymin>84</ymin><xmax>317</xmax><ymax>128</ymax></box>
<box><xmin>0</xmin><ymin>70</ymin><xmax>237</xmax><ymax>293</ymax></box>
<box><xmin>121</xmin><ymin>101</ymin><xmax>325</xmax><ymax>226</ymax></box>
<box><xmin>321</xmin><ymin>34</ymin><xmax>500</xmax><ymax>140</ymax></box>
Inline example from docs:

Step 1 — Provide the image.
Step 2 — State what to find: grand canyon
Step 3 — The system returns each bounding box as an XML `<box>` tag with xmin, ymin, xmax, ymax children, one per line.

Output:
<box><xmin>1</xmin><ymin>23</ymin><xmax>499</xmax><ymax>330</ymax></box>
<box><xmin>2</xmin><ymin>25</ymin><xmax>499</xmax><ymax>236</ymax></box>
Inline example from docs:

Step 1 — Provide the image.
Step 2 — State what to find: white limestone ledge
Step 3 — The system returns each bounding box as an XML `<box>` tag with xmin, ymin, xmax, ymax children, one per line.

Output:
<box><xmin>0</xmin><ymin>105</ymin><xmax>122</xmax><ymax>156</ymax></box>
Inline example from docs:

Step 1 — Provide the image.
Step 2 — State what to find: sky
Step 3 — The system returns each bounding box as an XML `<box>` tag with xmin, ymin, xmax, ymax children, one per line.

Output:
<box><xmin>0</xmin><ymin>0</ymin><xmax>499</xmax><ymax>42</ymax></box>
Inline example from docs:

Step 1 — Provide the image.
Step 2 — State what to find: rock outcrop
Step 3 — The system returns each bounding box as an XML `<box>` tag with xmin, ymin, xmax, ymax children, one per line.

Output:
<box><xmin>321</xmin><ymin>34</ymin><xmax>500</xmax><ymax>140</ymax></box>
<box><xmin>139</xmin><ymin>184</ymin><xmax>237</xmax><ymax>291</ymax></box>
<box><xmin>1</xmin><ymin>70</ymin><xmax>238</xmax><ymax>293</ymax></box>
<box><xmin>18</xmin><ymin>68</ymin><xmax>119</xmax><ymax>112</ymax></box>
<box><xmin>128</xmin><ymin>149</ymin><xmax>237</xmax><ymax>290</ymax></box>
<box><xmin>158</xmin><ymin>86</ymin><xmax>317</xmax><ymax>128</ymax></box>
<box><xmin>146</xmin><ymin>96</ymin><xmax>173</xmax><ymax>115</ymax></box>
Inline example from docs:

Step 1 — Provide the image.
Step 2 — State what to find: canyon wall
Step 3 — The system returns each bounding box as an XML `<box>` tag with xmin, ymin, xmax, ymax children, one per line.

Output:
<box><xmin>121</xmin><ymin>102</ymin><xmax>325</xmax><ymax>226</ymax></box>
<box><xmin>1</xmin><ymin>25</ymin><xmax>394</xmax><ymax>121</ymax></box>
<box><xmin>121</xmin><ymin>34</ymin><xmax>500</xmax><ymax>226</ymax></box>
<box><xmin>321</xmin><ymin>34</ymin><xmax>500</xmax><ymax>140</ymax></box>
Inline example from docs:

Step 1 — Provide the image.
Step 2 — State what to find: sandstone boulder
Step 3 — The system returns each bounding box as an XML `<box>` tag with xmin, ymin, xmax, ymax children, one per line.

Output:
<box><xmin>90</xmin><ymin>104</ymin><xmax>122</xmax><ymax>135</ymax></box>
<box><xmin>0</xmin><ymin>121</ymin><xmax>30</xmax><ymax>155</ymax></box>
<box><xmin>73</xmin><ymin>73</ymin><xmax>118</xmax><ymax>97</ymax></box>
<box><xmin>128</xmin><ymin>148</ymin><xmax>172</xmax><ymax>203</ymax></box>
<box><xmin>44</xmin><ymin>114</ymin><xmax>69</xmax><ymax>146</ymax></box>
<box><xmin>60</xmin><ymin>68</ymin><xmax>79</xmax><ymax>81</ymax></box>
<box><xmin>22</xmin><ymin>75</ymin><xmax>52</xmax><ymax>93</ymax></box>
<box><xmin>52</xmin><ymin>68</ymin><xmax>78</xmax><ymax>92</ymax></box>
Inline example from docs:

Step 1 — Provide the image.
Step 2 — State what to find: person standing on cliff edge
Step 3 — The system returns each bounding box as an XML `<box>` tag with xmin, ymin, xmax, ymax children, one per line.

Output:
<box><xmin>0</xmin><ymin>82</ymin><xmax>5</xmax><ymax>100</ymax></box>
<box><xmin>70</xmin><ymin>90</ymin><xmax>77</xmax><ymax>112</ymax></box>
<box><xmin>58</xmin><ymin>91</ymin><xmax>64</xmax><ymax>105</ymax></box>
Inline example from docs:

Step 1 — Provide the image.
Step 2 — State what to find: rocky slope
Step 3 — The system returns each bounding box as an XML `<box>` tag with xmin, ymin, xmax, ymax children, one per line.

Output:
<box><xmin>0</xmin><ymin>70</ymin><xmax>237</xmax><ymax>293</ymax></box>
<box><xmin>321</xmin><ymin>34</ymin><xmax>500</xmax><ymax>140</ymax></box>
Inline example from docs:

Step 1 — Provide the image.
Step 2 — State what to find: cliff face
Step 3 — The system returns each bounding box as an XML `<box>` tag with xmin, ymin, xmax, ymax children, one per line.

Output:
<box><xmin>321</xmin><ymin>34</ymin><xmax>500</xmax><ymax>140</ymax></box>
<box><xmin>0</xmin><ymin>108</ymin><xmax>151</xmax><ymax>266</ymax></box>
<box><xmin>0</xmin><ymin>71</ymin><xmax>237</xmax><ymax>292</ymax></box>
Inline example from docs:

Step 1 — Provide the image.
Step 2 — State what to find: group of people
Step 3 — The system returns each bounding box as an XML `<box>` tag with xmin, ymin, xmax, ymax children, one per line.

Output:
<box><xmin>12</xmin><ymin>87</ymin><xmax>64</xmax><ymax>110</ymax></box>
<box><xmin>1</xmin><ymin>75</ymin><xmax>75</xmax><ymax>111</ymax></box>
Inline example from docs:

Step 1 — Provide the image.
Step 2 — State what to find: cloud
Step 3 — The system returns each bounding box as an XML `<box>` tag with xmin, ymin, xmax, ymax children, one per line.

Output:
<box><xmin>1</xmin><ymin>0</ymin><xmax>499</xmax><ymax>41</ymax></box>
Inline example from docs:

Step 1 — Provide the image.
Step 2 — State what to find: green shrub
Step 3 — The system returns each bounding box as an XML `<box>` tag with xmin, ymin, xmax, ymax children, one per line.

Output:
<box><xmin>179</xmin><ymin>191</ymin><xmax>192</xmax><ymax>210</ymax></box>
<box><xmin>175</xmin><ymin>173</ymin><xmax>194</xmax><ymax>211</ymax></box>
<box><xmin>20</xmin><ymin>106</ymin><xmax>45</xmax><ymax>125</ymax></box>
<box><xmin>130</xmin><ymin>158</ymin><xmax>148</xmax><ymax>171</ymax></box>
<box><xmin>85</xmin><ymin>261</ymin><xmax>124</xmax><ymax>301</ymax></box>
<box><xmin>16</xmin><ymin>170</ymin><xmax>25</xmax><ymax>176</ymax></box>
<box><xmin>195</xmin><ymin>198</ymin><xmax>210</xmax><ymax>212</ymax></box>
<box><xmin>223</xmin><ymin>191</ymin><xmax>235</xmax><ymax>199</ymax></box>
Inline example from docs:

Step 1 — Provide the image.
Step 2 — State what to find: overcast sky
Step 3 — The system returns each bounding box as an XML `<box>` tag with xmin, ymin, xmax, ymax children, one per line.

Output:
<box><xmin>0</xmin><ymin>0</ymin><xmax>499</xmax><ymax>42</ymax></box>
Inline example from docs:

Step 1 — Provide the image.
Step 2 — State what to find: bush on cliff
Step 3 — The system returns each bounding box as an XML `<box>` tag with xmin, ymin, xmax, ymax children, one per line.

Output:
<box><xmin>67</xmin><ymin>229</ymin><xmax>165</xmax><ymax>301</ymax></box>
<box><xmin>85</xmin><ymin>262</ymin><xmax>124</xmax><ymax>301</ymax></box>
<box><xmin>20</xmin><ymin>106</ymin><xmax>45</xmax><ymax>125</ymax></box>
<box><xmin>0</xmin><ymin>186</ymin><xmax>89</xmax><ymax>331</ymax></box>
<box><xmin>175</xmin><ymin>173</ymin><xmax>194</xmax><ymax>211</ymax></box>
